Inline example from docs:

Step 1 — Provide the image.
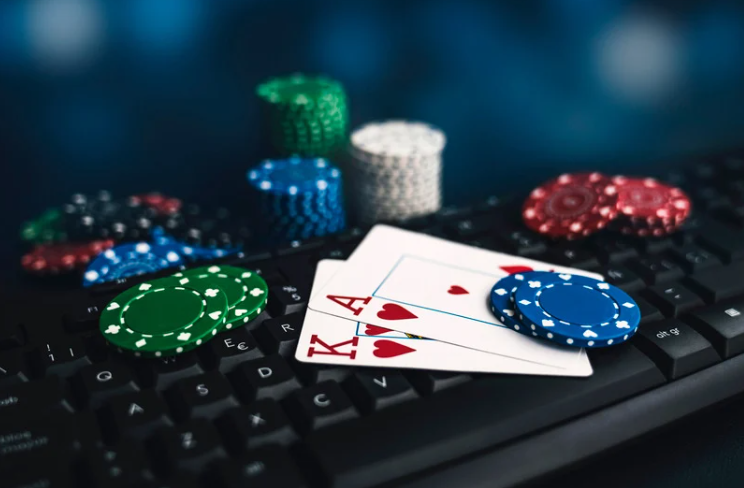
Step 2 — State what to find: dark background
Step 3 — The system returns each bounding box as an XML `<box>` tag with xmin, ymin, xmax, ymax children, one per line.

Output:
<box><xmin>1</xmin><ymin>1</ymin><xmax>744</xmax><ymax>484</ymax></box>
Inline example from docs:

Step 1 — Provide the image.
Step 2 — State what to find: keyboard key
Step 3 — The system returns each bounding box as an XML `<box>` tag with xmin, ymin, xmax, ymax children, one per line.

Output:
<box><xmin>344</xmin><ymin>371</ymin><xmax>418</xmax><ymax>414</ymax></box>
<box><xmin>277</xmin><ymin>258</ymin><xmax>314</xmax><ymax>292</ymax></box>
<box><xmin>475</xmin><ymin>194</ymin><xmax>508</xmax><ymax>213</ymax></box>
<box><xmin>317</xmin><ymin>243</ymin><xmax>356</xmax><ymax>261</ymax></box>
<box><xmin>685</xmin><ymin>299</ymin><xmax>744</xmax><ymax>358</ymax></box>
<box><xmin>444</xmin><ymin>215</ymin><xmax>495</xmax><ymax>239</ymax></box>
<box><xmin>205</xmin><ymin>327</ymin><xmax>263</xmax><ymax>373</ymax></box>
<box><xmin>293</xmin><ymin>361</ymin><xmax>353</xmax><ymax>385</ymax></box>
<box><xmin>627</xmin><ymin>256</ymin><xmax>684</xmax><ymax>285</ymax></box>
<box><xmin>82</xmin><ymin>440</ymin><xmax>152</xmax><ymax>488</ymax></box>
<box><xmin>230</xmin><ymin>260</ymin><xmax>283</xmax><ymax>286</ymax></box>
<box><xmin>696</xmin><ymin>221</ymin><xmax>744</xmax><ymax>262</ymax></box>
<box><xmin>277</xmin><ymin>239</ymin><xmax>325</xmax><ymax>256</ymax></box>
<box><xmin>0</xmin><ymin>320</ymin><xmax>25</xmax><ymax>350</ymax></box>
<box><xmin>103</xmin><ymin>390</ymin><xmax>172</xmax><ymax>441</ymax></box>
<box><xmin>399</xmin><ymin>214</ymin><xmax>435</xmax><ymax>230</ymax></box>
<box><xmin>597</xmin><ymin>265</ymin><xmax>644</xmax><ymax>292</ymax></box>
<box><xmin>634</xmin><ymin>319</ymin><xmax>720</xmax><ymax>379</ymax></box>
<box><xmin>285</xmin><ymin>381</ymin><xmax>358</xmax><ymax>433</ymax></box>
<box><xmin>643</xmin><ymin>283</ymin><xmax>704</xmax><ymax>318</ymax></box>
<box><xmin>63</xmin><ymin>298</ymin><xmax>109</xmax><ymax>333</ymax></box>
<box><xmin>151</xmin><ymin>420</ymin><xmax>227</xmax><ymax>475</ymax></box>
<box><xmin>72</xmin><ymin>362</ymin><xmax>139</xmax><ymax>410</ymax></box>
<box><xmin>137</xmin><ymin>353</ymin><xmax>204</xmax><ymax>390</ymax></box>
<box><xmin>436</xmin><ymin>204</ymin><xmax>473</xmax><ymax>221</ymax></box>
<box><xmin>216</xmin><ymin>400</ymin><xmax>298</xmax><ymax>452</ymax></box>
<box><xmin>268</xmin><ymin>285</ymin><xmax>309</xmax><ymax>316</ymax></box>
<box><xmin>254</xmin><ymin>313</ymin><xmax>303</xmax><ymax>356</ymax></box>
<box><xmin>686</xmin><ymin>261</ymin><xmax>744</xmax><ymax>303</ymax></box>
<box><xmin>35</xmin><ymin>338</ymin><xmax>93</xmax><ymax>378</ymax></box>
<box><xmin>689</xmin><ymin>161</ymin><xmax>717</xmax><ymax>180</ymax></box>
<box><xmin>306</xmin><ymin>344</ymin><xmax>663</xmax><ymax>488</ymax></box>
<box><xmin>589</xmin><ymin>235</ymin><xmax>639</xmax><ymax>263</ymax></box>
<box><xmin>0</xmin><ymin>414</ymin><xmax>84</xmax><ymax>466</ymax></box>
<box><xmin>212</xmin><ymin>446</ymin><xmax>307</xmax><ymax>488</ymax></box>
<box><xmin>629</xmin><ymin>294</ymin><xmax>664</xmax><ymax>325</ymax></box>
<box><xmin>0</xmin><ymin>350</ymin><xmax>29</xmax><ymax>388</ymax></box>
<box><xmin>405</xmin><ymin>371</ymin><xmax>471</xmax><ymax>395</ymax></box>
<box><xmin>232</xmin><ymin>355</ymin><xmax>302</xmax><ymax>402</ymax></box>
<box><xmin>631</xmin><ymin>236</ymin><xmax>674</xmax><ymax>255</ymax></box>
<box><xmin>668</xmin><ymin>244</ymin><xmax>723</xmax><ymax>274</ymax></box>
<box><xmin>335</xmin><ymin>226</ymin><xmax>367</xmax><ymax>243</ymax></box>
<box><xmin>495</xmin><ymin>229</ymin><xmax>547</xmax><ymax>256</ymax></box>
<box><xmin>166</xmin><ymin>371</ymin><xmax>239</xmax><ymax>421</ymax></box>
<box><xmin>0</xmin><ymin>378</ymin><xmax>72</xmax><ymax>417</ymax></box>
<box><xmin>546</xmin><ymin>244</ymin><xmax>600</xmax><ymax>270</ymax></box>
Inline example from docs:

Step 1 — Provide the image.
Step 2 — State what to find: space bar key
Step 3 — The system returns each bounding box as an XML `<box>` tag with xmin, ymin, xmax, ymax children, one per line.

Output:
<box><xmin>305</xmin><ymin>344</ymin><xmax>664</xmax><ymax>488</ymax></box>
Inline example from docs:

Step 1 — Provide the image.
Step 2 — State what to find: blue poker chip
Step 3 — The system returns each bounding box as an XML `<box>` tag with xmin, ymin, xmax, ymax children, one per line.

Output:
<box><xmin>150</xmin><ymin>226</ymin><xmax>241</xmax><ymax>261</ymax></box>
<box><xmin>248</xmin><ymin>157</ymin><xmax>347</xmax><ymax>242</ymax></box>
<box><xmin>513</xmin><ymin>272</ymin><xmax>640</xmax><ymax>348</ymax></box>
<box><xmin>82</xmin><ymin>241</ymin><xmax>185</xmax><ymax>287</ymax></box>
<box><xmin>489</xmin><ymin>271</ymin><xmax>553</xmax><ymax>331</ymax></box>
<box><xmin>247</xmin><ymin>157</ymin><xmax>342</xmax><ymax>196</ymax></box>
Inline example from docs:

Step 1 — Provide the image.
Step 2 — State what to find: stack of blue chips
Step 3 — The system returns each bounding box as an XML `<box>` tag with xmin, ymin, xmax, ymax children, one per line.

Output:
<box><xmin>247</xmin><ymin>157</ymin><xmax>347</xmax><ymax>242</ymax></box>
<box><xmin>82</xmin><ymin>227</ymin><xmax>241</xmax><ymax>287</ymax></box>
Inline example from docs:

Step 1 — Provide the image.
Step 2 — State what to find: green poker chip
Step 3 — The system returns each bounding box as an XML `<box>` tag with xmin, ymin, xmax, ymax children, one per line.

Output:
<box><xmin>176</xmin><ymin>265</ymin><xmax>268</xmax><ymax>331</ymax></box>
<box><xmin>99</xmin><ymin>275</ymin><xmax>228</xmax><ymax>357</ymax></box>
<box><xmin>257</xmin><ymin>73</ymin><xmax>348</xmax><ymax>157</ymax></box>
<box><xmin>21</xmin><ymin>208</ymin><xmax>66</xmax><ymax>243</ymax></box>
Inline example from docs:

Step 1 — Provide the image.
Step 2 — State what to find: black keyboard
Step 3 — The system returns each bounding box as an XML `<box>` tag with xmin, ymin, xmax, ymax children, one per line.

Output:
<box><xmin>6</xmin><ymin>154</ymin><xmax>744</xmax><ymax>488</ymax></box>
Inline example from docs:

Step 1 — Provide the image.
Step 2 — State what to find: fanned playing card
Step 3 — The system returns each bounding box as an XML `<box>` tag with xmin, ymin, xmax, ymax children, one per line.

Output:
<box><xmin>296</xmin><ymin>260</ymin><xmax>592</xmax><ymax>376</ymax></box>
<box><xmin>307</xmin><ymin>225</ymin><xmax>603</xmax><ymax>367</ymax></box>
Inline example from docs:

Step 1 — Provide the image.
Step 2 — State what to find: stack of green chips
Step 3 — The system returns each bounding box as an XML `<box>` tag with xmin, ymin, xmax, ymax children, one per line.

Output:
<box><xmin>20</xmin><ymin>208</ymin><xmax>67</xmax><ymax>244</ymax></box>
<box><xmin>257</xmin><ymin>73</ymin><xmax>349</xmax><ymax>157</ymax></box>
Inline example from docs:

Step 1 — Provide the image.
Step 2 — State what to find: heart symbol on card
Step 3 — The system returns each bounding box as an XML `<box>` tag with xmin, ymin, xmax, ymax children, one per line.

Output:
<box><xmin>365</xmin><ymin>324</ymin><xmax>393</xmax><ymax>336</ymax></box>
<box><xmin>377</xmin><ymin>303</ymin><xmax>418</xmax><ymax>321</ymax></box>
<box><xmin>447</xmin><ymin>285</ymin><xmax>469</xmax><ymax>295</ymax></box>
<box><xmin>500</xmin><ymin>265</ymin><xmax>535</xmax><ymax>275</ymax></box>
<box><xmin>373</xmin><ymin>340</ymin><xmax>416</xmax><ymax>358</ymax></box>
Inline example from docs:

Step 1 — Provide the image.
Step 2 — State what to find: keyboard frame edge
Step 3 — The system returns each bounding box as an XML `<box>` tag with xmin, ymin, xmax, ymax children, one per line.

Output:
<box><xmin>392</xmin><ymin>353</ymin><xmax>744</xmax><ymax>488</ymax></box>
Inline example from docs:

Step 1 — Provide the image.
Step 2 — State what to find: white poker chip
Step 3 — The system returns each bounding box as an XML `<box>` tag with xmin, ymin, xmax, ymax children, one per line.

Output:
<box><xmin>350</xmin><ymin>120</ymin><xmax>446</xmax><ymax>159</ymax></box>
<box><xmin>348</xmin><ymin>119</ymin><xmax>445</xmax><ymax>225</ymax></box>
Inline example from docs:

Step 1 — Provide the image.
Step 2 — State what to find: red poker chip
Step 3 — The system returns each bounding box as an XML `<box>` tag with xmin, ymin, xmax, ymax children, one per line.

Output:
<box><xmin>619</xmin><ymin>224</ymin><xmax>678</xmax><ymax>237</ymax></box>
<box><xmin>522</xmin><ymin>172</ymin><xmax>619</xmax><ymax>238</ymax></box>
<box><xmin>613</xmin><ymin>176</ymin><xmax>691</xmax><ymax>225</ymax></box>
<box><xmin>21</xmin><ymin>239</ymin><xmax>114</xmax><ymax>274</ymax></box>
<box><xmin>129</xmin><ymin>193</ymin><xmax>182</xmax><ymax>216</ymax></box>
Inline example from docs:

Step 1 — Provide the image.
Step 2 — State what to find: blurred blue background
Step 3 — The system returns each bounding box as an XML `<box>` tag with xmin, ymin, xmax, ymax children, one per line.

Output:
<box><xmin>2</xmin><ymin>0</ymin><xmax>744</xmax><ymax>284</ymax></box>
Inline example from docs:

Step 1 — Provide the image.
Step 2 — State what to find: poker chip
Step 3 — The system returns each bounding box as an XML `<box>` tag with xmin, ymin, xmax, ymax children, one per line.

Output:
<box><xmin>129</xmin><ymin>193</ymin><xmax>182</xmax><ymax>216</ymax></box>
<box><xmin>83</xmin><ymin>241</ymin><xmax>186</xmax><ymax>287</ymax></box>
<box><xmin>22</xmin><ymin>240</ymin><xmax>114</xmax><ymax>274</ymax></box>
<box><xmin>151</xmin><ymin>227</ymin><xmax>240</xmax><ymax>261</ymax></box>
<box><xmin>522</xmin><ymin>172</ymin><xmax>618</xmax><ymax>239</ymax></box>
<box><xmin>513</xmin><ymin>272</ymin><xmax>640</xmax><ymax>348</ymax></box>
<box><xmin>20</xmin><ymin>208</ymin><xmax>66</xmax><ymax>244</ymax></box>
<box><xmin>175</xmin><ymin>265</ymin><xmax>268</xmax><ymax>331</ymax></box>
<box><xmin>522</xmin><ymin>173</ymin><xmax>691</xmax><ymax>239</ymax></box>
<box><xmin>489</xmin><ymin>271</ymin><xmax>552</xmax><ymax>330</ymax></box>
<box><xmin>247</xmin><ymin>157</ymin><xmax>346</xmax><ymax>242</ymax></box>
<box><xmin>99</xmin><ymin>275</ymin><xmax>228</xmax><ymax>357</ymax></box>
<box><xmin>256</xmin><ymin>73</ymin><xmax>348</xmax><ymax>157</ymax></box>
<box><xmin>612</xmin><ymin>176</ymin><xmax>691</xmax><ymax>235</ymax></box>
<box><xmin>348</xmin><ymin>120</ymin><xmax>445</xmax><ymax>224</ymax></box>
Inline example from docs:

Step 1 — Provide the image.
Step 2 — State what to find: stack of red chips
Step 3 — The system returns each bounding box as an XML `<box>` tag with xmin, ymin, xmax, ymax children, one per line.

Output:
<box><xmin>523</xmin><ymin>173</ymin><xmax>691</xmax><ymax>239</ymax></box>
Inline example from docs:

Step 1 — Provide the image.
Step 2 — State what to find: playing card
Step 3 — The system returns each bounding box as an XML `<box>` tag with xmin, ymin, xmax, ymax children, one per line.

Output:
<box><xmin>296</xmin><ymin>260</ymin><xmax>593</xmax><ymax>376</ymax></box>
<box><xmin>307</xmin><ymin>225</ymin><xmax>603</xmax><ymax>366</ymax></box>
